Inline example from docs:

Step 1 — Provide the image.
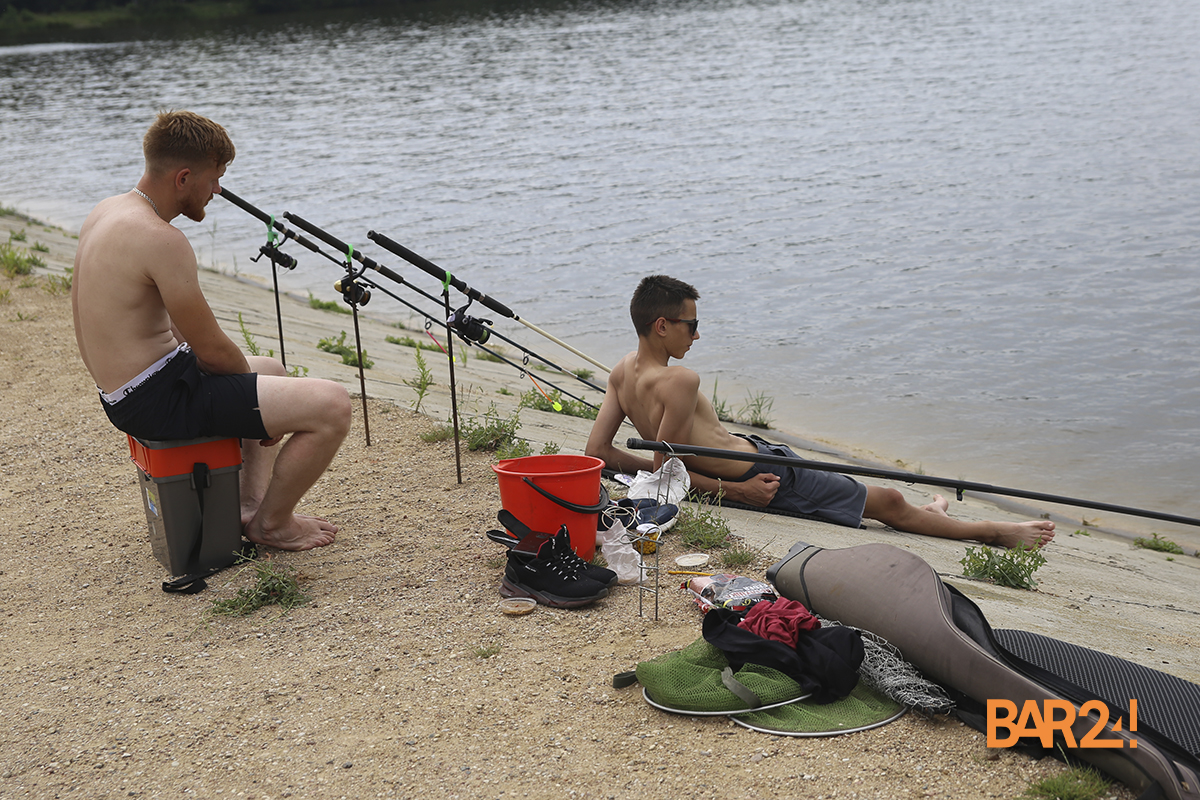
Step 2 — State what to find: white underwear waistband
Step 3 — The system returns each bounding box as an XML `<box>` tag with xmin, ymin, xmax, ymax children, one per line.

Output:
<box><xmin>99</xmin><ymin>343</ymin><xmax>191</xmax><ymax>406</ymax></box>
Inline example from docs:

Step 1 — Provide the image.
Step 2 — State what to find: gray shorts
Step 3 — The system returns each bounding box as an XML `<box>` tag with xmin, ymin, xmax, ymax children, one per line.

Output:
<box><xmin>735</xmin><ymin>435</ymin><xmax>867</xmax><ymax>528</ymax></box>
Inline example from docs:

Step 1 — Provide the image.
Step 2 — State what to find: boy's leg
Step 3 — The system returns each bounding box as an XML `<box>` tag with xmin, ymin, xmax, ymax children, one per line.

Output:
<box><xmin>863</xmin><ymin>485</ymin><xmax>1055</xmax><ymax>549</ymax></box>
<box><xmin>243</xmin><ymin>369</ymin><xmax>352</xmax><ymax>550</ymax></box>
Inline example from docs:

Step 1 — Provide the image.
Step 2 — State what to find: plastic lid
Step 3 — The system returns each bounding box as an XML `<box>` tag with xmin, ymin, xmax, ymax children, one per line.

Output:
<box><xmin>500</xmin><ymin>597</ymin><xmax>537</xmax><ymax>616</ymax></box>
<box><xmin>675</xmin><ymin>553</ymin><xmax>710</xmax><ymax>568</ymax></box>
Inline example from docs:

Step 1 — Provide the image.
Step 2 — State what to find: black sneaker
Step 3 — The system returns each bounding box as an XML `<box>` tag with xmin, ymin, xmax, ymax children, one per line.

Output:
<box><xmin>550</xmin><ymin>525</ymin><xmax>618</xmax><ymax>588</ymax></box>
<box><xmin>494</xmin><ymin>509</ymin><xmax>618</xmax><ymax>588</ymax></box>
<box><xmin>500</xmin><ymin>538</ymin><xmax>610</xmax><ymax>608</ymax></box>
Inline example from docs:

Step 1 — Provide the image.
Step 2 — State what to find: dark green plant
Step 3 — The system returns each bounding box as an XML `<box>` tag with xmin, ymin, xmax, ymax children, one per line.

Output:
<box><xmin>1133</xmin><ymin>533</ymin><xmax>1184</xmax><ymax>555</ymax></box>
<box><xmin>460</xmin><ymin>404</ymin><xmax>522</xmax><ymax>452</ymax></box>
<box><xmin>711</xmin><ymin>378</ymin><xmax>734</xmax><ymax>423</ymax></box>
<box><xmin>317</xmin><ymin>330</ymin><xmax>372</xmax><ymax>368</ymax></box>
<box><xmin>1023</xmin><ymin>764</ymin><xmax>1110</xmax><ymax>800</ymax></box>
<box><xmin>404</xmin><ymin>348</ymin><xmax>434</xmax><ymax>413</ymax></box>
<box><xmin>211</xmin><ymin>557</ymin><xmax>310</xmax><ymax>617</ymax></box>
<box><xmin>676</xmin><ymin>504</ymin><xmax>733</xmax><ymax>550</ymax></box>
<box><xmin>308</xmin><ymin>291</ymin><xmax>350</xmax><ymax>314</ymax></box>
<box><xmin>738</xmin><ymin>390</ymin><xmax>775</xmax><ymax>429</ymax></box>
<box><xmin>960</xmin><ymin>543</ymin><xmax>1046</xmax><ymax>590</ymax></box>
<box><xmin>518</xmin><ymin>388</ymin><xmax>598</xmax><ymax>420</ymax></box>
<box><xmin>1</xmin><ymin>241</ymin><xmax>43</xmax><ymax>277</ymax></box>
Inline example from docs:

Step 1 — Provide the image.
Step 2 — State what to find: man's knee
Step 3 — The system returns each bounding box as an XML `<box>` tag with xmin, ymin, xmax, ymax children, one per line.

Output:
<box><xmin>248</xmin><ymin>355</ymin><xmax>287</xmax><ymax>376</ymax></box>
<box><xmin>317</xmin><ymin>379</ymin><xmax>353</xmax><ymax>437</ymax></box>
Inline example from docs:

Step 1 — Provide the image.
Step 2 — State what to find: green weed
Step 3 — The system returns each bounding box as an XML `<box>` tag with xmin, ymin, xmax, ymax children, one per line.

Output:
<box><xmin>43</xmin><ymin>273</ymin><xmax>71</xmax><ymax>295</ymax></box>
<box><xmin>317</xmin><ymin>330</ymin><xmax>372</xmax><ymax>369</ymax></box>
<box><xmin>8</xmin><ymin>229</ymin><xmax>27</xmax><ymax>242</ymax></box>
<box><xmin>473</xmin><ymin>643</ymin><xmax>502</xmax><ymax>659</ymax></box>
<box><xmin>404</xmin><ymin>348</ymin><xmax>434</xmax><ymax>413</ymax></box>
<box><xmin>518</xmin><ymin>388</ymin><xmax>598</xmax><ymax>420</ymax></box>
<box><xmin>676</xmin><ymin>504</ymin><xmax>734</xmax><ymax>550</ymax></box>
<box><xmin>475</xmin><ymin>347</ymin><xmax>507</xmax><ymax>363</ymax></box>
<box><xmin>386</xmin><ymin>334</ymin><xmax>434</xmax><ymax>351</ymax></box>
<box><xmin>0</xmin><ymin>288</ymin><xmax>9</xmax><ymax>304</ymax></box>
<box><xmin>308</xmin><ymin>291</ymin><xmax>350</xmax><ymax>314</ymax></box>
<box><xmin>720</xmin><ymin>540</ymin><xmax>768</xmax><ymax>570</ymax></box>
<box><xmin>711</xmin><ymin>378</ymin><xmax>735</xmax><ymax>423</ymax></box>
<box><xmin>460</xmin><ymin>404</ymin><xmax>522</xmax><ymax>452</ymax></box>
<box><xmin>31</xmin><ymin>241</ymin><xmax>49</xmax><ymax>253</ymax></box>
<box><xmin>1</xmin><ymin>240</ymin><xmax>43</xmax><ymax>277</ymax></box>
<box><xmin>737</xmin><ymin>390</ymin><xmax>775</xmax><ymax>429</ymax></box>
<box><xmin>572</xmin><ymin>367</ymin><xmax>594</xmax><ymax>381</ymax></box>
<box><xmin>420</xmin><ymin>423</ymin><xmax>455</xmax><ymax>443</ymax></box>
<box><xmin>960</xmin><ymin>543</ymin><xmax>1046</xmax><ymax>590</ymax></box>
<box><xmin>210</xmin><ymin>556</ymin><xmax>310</xmax><ymax>617</ymax></box>
<box><xmin>1023</xmin><ymin>764</ymin><xmax>1110</xmax><ymax>800</ymax></box>
<box><xmin>1133</xmin><ymin>533</ymin><xmax>1184</xmax><ymax>555</ymax></box>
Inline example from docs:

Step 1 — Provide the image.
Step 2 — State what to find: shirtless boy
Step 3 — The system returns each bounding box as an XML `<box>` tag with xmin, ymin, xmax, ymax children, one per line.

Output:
<box><xmin>585</xmin><ymin>275</ymin><xmax>1055</xmax><ymax>549</ymax></box>
<box><xmin>72</xmin><ymin>110</ymin><xmax>351</xmax><ymax>551</ymax></box>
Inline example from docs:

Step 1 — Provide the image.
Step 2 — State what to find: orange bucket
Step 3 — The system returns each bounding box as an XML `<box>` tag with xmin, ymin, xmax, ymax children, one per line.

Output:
<box><xmin>492</xmin><ymin>455</ymin><xmax>608</xmax><ymax>561</ymax></box>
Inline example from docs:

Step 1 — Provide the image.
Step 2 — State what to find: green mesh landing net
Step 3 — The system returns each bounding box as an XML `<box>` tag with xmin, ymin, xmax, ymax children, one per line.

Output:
<box><xmin>635</xmin><ymin>637</ymin><xmax>811</xmax><ymax>714</ymax></box>
<box><xmin>731</xmin><ymin>682</ymin><xmax>906</xmax><ymax>736</ymax></box>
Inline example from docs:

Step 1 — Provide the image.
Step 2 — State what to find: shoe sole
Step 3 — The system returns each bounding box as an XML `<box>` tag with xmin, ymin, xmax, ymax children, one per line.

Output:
<box><xmin>500</xmin><ymin>578</ymin><xmax>608</xmax><ymax>609</ymax></box>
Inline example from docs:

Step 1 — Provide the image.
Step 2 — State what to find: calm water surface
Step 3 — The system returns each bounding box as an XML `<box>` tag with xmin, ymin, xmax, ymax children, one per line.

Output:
<box><xmin>2</xmin><ymin>0</ymin><xmax>1198</xmax><ymax>540</ymax></box>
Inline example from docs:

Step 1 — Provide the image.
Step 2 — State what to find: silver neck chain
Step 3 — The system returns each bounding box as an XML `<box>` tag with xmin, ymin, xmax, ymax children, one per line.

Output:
<box><xmin>133</xmin><ymin>187</ymin><xmax>159</xmax><ymax>217</ymax></box>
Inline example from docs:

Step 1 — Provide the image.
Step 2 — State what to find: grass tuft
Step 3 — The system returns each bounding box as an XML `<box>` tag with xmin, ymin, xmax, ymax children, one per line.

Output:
<box><xmin>1023</xmin><ymin>764</ymin><xmax>1110</xmax><ymax>800</ymax></box>
<box><xmin>1133</xmin><ymin>533</ymin><xmax>1184</xmax><ymax>555</ymax></box>
<box><xmin>676</xmin><ymin>503</ymin><xmax>734</xmax><ymax>550</ymax></box>
<box><xmin>317</xmin><ymin>330</ymin><xmax>373</xmax><ymax>368</ymax></box>
<box><xmin>210</xmin><ymin>556</ymin><xmax>310</xmax><ymax>617</ymax></box>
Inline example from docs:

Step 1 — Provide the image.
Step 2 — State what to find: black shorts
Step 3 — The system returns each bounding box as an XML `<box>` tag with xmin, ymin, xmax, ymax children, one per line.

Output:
<box><xmin>101</xmin><ymin>348</ymin><xmax>270</xmax><ymax>441</ymax></box>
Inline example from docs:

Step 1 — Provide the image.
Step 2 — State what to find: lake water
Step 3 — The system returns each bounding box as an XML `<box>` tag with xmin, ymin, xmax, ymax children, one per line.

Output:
<box><xmin>2</xmin><ymin>0</ymin><xmax>1198</xmax><ymax>542</ymax></box>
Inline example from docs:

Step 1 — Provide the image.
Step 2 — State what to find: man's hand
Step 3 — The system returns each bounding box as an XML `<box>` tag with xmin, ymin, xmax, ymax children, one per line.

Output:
<box><xmin>728</xmin><ymin>472</ymin><xmax>781</xmax><ymax>506</ymax></box>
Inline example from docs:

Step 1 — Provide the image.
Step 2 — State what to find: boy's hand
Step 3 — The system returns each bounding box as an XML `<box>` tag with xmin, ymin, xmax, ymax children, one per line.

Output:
<box><xmin>733</xmin><ymin>472</ymin><xmax>780</xmax><ymax>506</ymax></box>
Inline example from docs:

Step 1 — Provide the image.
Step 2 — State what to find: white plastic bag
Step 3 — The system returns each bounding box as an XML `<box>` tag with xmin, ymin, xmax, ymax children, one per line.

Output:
<box><xmin>626</xmin><ymin>456</ymin><xmax>691</xmax><ymax>506</ymax></box>
<box><xmin>596</xmin><ymin>515</ymin><xmax>644</xmax><ymax>585</ymax></box>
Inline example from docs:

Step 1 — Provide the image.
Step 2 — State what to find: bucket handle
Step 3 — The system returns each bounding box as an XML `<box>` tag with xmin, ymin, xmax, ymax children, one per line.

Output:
<box><xmin>521</xmin><ymin>477</ymin><xmax>611</xmax><ymax>514</ymax></box>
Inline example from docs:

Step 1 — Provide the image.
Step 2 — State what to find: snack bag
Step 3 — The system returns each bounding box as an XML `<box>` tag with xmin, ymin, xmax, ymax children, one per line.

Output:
<box><xmin>685</xmin><ymin>573</ymin><xmax>777</xmax><ymax>613</ymax></box>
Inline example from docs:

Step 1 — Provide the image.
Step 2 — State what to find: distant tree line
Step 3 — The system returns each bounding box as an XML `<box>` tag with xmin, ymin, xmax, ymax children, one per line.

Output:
<box><xmin>4</xmin><ymin>0</ymin><xmax>410</xmax><ymax>12</ymax></box>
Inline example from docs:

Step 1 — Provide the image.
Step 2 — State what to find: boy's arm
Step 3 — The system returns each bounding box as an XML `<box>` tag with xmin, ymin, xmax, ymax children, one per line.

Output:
<box><xmin>585</xmin><ymin>384</ymin><xmax>656</xmax><ymax>474</ymax></box>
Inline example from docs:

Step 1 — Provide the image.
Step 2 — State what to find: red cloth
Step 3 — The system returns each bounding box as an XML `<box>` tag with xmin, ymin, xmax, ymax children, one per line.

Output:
<box><xmin>737</xmin><ymin>597</ymin><xmax>820</xmax><ymax>647</ymax></box>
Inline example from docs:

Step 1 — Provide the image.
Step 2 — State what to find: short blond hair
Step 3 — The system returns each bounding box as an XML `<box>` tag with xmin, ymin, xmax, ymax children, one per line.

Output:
<box><xmin>142</xmin><ymin>110</ymin><xmax>235</xmax><ymax>174</ymax></box>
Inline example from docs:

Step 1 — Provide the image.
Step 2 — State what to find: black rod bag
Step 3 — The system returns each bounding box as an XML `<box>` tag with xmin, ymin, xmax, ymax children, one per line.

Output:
<box><xmin>766</xmin><ymin>541</ymin><xmax>1200</xmax><ymax>800</ymax></box>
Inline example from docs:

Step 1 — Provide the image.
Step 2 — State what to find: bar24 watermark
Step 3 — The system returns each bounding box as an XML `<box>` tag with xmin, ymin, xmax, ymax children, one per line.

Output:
<box><xmin>987</xmin><ymin>699</ymin><xmax>1139</xmax><ymax>749</ymax></box>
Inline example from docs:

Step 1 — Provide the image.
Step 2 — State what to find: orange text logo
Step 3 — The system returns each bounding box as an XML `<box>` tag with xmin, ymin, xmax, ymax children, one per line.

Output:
<box><xmin>986</xmin><ymin>699</ymin><xmax>1138</xmax><ymax>749</ymax></box>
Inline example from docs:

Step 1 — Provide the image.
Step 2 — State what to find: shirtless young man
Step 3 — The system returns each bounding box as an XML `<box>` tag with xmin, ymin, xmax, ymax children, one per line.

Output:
<box><xmin>72</xmin><ymin>110</ymin><xmax>352</xmax><ymax>551</ymax></box>
<box><xmin>585</xmin><ymin>275</ymin><xmax>1056</xmax><ymax>549</ymax></box>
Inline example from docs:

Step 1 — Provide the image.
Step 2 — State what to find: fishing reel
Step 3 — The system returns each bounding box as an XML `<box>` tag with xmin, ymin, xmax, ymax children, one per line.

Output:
<box><xmin>251</xmin><ymin>242</ymin><xmax>297</xmax><ymax>270</ymax></box>
<box><xmin>334</xmin><ymin>277</ymin><xmax>371</xmax><ymax>307</ymax></box>
<box><xmin>448</xmin><ymin>304</ymin><xmax>492</xmax><ymax>345</ymax></box>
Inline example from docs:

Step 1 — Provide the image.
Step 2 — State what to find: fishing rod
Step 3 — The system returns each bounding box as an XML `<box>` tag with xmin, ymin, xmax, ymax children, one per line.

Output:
<box><xmin>220</xmin><ymin>188</ymin><xmax>346</xmax><ymax>369</ymax></box>
<box><xmin>626</xmin><ymin>438</ymin><xmax>1200</xmax><ymax>530</ymax></box>
<box><xmin>283</xmin><ymin>212</ymin><xmax>463</xmax><ymax>479</ymax></box>
<box><xmin>220</xmin><ymin>189</ymin><xmax>377</xmax><ymax>445</ymax></box>
<box><xmin>366</xmin><ymin>229</ymin><xmax>612</xmax><ymax>374</ymax></box>
<box><xmin>355</xmin><ymin>269</ymin><xmax>602</xmax><ymax>410</ymax></box>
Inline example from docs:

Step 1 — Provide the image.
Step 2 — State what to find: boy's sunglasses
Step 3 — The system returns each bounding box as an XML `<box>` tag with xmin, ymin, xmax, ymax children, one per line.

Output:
<box><xmin>664</xmin><ymin>317</ymin><xmax>699</xmax><ymax>335</ymax></box>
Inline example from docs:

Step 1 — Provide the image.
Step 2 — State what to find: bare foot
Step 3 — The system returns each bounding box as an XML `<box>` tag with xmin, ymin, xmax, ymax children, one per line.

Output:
<box><xmin>245</xmin><ymin>514</ymin><xmax>338</xmax><ymax>551</ymax></box>
<box><xmin>921</xmin><ymin>494</ymin><xmax>950</xmax><ymax>516</ymax></box>
<box><xmin>992</xmin><ymin>520</ymin><xmax>1056</xmax><ymax>550</ymax></box>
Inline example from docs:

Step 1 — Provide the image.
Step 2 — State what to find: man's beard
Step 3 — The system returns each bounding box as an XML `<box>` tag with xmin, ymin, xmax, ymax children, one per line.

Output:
<box><xmin>181</xmin><ymin>196</ymin><xmax>209</xmax><ymax>223</ymax></box>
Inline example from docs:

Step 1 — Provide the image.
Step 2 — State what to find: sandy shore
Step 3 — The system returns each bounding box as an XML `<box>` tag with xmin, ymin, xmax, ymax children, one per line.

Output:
<box><xmin>7</xmin><ymin>209</ymin><xmax>1192</xmax><ymax>799</ymax></box>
